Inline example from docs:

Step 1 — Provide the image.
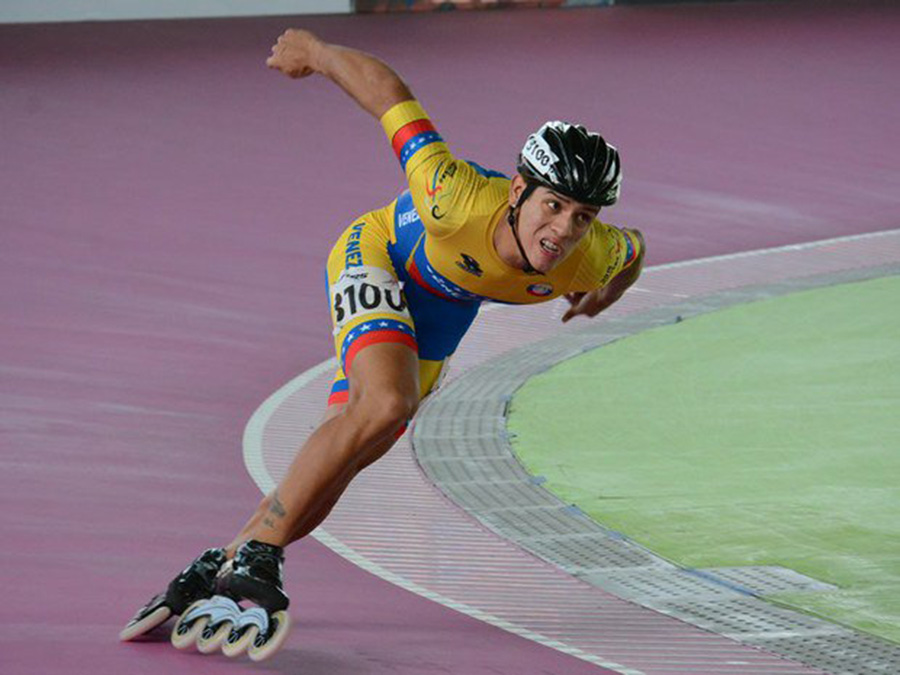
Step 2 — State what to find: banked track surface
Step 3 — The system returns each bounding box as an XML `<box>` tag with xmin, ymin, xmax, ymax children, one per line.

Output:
<box><xmin>246</xmin><ymin>229</ymin><xmax>900</xmax><ymax>675</ymax></box>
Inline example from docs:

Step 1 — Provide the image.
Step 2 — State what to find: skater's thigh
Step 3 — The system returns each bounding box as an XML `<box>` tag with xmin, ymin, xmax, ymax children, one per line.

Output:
<box><xmin>325</xmin><ymin>215</ymin><xmax>420</xmax><ymax>406</ymax></box>
<box><xmin>349</xmin><ymin>342</ymin><xmax>419</xmax><ymax>413</ymax></box>
<box><xmin>323</xmin><ymin>344</ymin><xmax>418</xmax><ymax>453</ymax></box>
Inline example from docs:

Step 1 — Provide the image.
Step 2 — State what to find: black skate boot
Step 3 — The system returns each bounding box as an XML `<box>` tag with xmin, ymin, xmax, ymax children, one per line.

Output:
<box><xmin>169</xmin><ymin>540</ymin><xmax>291</xmax><ymax>661</ymax></box>
<box><xmin>119</xmin><ymin>547</ymin><xmax>227</xmax><ymax>641</ymax></box>
<box><xmin>222</xmin><ymin>540</ymin><xmax>291</xmax><ymax>661</ymax></box>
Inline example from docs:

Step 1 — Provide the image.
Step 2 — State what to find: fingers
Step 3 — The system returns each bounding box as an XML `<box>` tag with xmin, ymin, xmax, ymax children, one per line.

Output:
<box><xmin>561</xmin><ymin>290</ymin><xmax>619</xmax><ymax>323</ymax></box>
<box><xmin>266</xmin><ymin>29</ymin><xmax>317</xmax><ymax>78</ymax></box>
<box><xmin>561</xmin><ymin>294</ymin><xmax>588</xmax><ymax>323</ymax></box>
<box><xmin>266</xmin><ymin>45</ymin><xmax>285</xmax><ymax>71</ymax></box>
<box><xmin>563</xmin><ymin>305</ymin><xmax>596</xmax><ymax>323</ymax></box>
<box><xmin>266</xmin><ymin>56</ymin><xmax>313</xmax><ymax>78</ymax></box>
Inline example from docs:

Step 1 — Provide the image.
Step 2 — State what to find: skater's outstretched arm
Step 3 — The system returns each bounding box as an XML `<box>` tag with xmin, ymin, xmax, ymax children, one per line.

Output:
<box><xmin>266</xmin><ymin>29</ymin><xmax>413</xmax><ymax>120</ymax></box>
<box><xmin>561</xmin><ymin>228</ymin><xmax>646</xmax><ymax>323</ymax></box>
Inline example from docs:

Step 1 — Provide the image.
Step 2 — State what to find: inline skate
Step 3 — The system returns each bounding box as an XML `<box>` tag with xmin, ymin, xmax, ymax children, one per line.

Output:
<box><xmin>171</xmin><ymin>540</ymin><xmax>291</xmax><ymax>661</ymax></box>
<box><xmin>119</xmin><ymin>547</ymin><xmax>227</xmax><ymax>641</ymax></box>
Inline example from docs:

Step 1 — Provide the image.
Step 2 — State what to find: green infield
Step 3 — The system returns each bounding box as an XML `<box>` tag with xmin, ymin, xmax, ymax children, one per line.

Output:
<box><xmin>508</xmin><ymin>275</ymin><xmax>900</xmax><ymax>643</ymax></box>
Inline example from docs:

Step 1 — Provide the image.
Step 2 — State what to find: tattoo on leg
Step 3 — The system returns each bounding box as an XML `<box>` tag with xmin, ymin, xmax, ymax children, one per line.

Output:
<box><xmin>269</xmin><ymin>491</ymin><xmax>287</xmax><ymax>518</ymax></box>
<box><xmin>263</xmin><ymin>517</ymin><xmax>276</xmax><ymax>529</ymax></box>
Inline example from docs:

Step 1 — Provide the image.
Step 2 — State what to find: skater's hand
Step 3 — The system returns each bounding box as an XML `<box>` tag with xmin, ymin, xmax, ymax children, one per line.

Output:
<box><xmin>561</xmin><ymin>288</ymin><xmax>621</xmax><ymax>323</ymax></box>
<box><xmin>267</xmin><ymin>29</ymin><xmax>324</xmax><ymax>79</ymax></box>
<box><xmin>561</xmin><ymin>228</ymin><xmax>645</xmax><ymax>323</ymax></box>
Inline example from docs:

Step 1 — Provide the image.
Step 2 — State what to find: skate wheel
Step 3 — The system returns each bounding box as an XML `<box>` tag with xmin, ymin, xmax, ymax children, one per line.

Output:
<box><xmin>221</xmin><ymin>625</ymin><xmax>258</xmax><ymax>658</ymax></box>
<box><xmin>196</xmin><ymin>620</ymin><xmax>233</xmax><ymax>654</ymax></box>
<box><xmin>119</xmin><ymin>605</ymin><xmax>171</xmax><ymax>641</ymax></box>
<box><xmin>170</xmin><ymin>600</ymin><xmax>211</xmax><ymax>650</ymax></box>
<box><xmin>248</xmin><ymin>610</ymin><xmax>291</xmax><ymax>662</ymax></box>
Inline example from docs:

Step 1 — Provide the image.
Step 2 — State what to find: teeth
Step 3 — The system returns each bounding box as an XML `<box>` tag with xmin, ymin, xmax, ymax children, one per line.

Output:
<box><xmin>541</xmin><ymin>239</ymin><xmax>560</xmax><ymax>253</ymax></box>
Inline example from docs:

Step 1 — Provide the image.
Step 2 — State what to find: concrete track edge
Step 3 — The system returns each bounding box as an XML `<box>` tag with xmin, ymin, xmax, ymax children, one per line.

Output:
<box><xmin>414</xmin><ymin>262</ymin><xmax>900</xmax><ymax>675</ymax></box>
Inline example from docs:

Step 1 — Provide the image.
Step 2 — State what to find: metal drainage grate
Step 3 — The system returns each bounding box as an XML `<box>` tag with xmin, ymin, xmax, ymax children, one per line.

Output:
<box><xmin>697</xmin><ymin>566</ymin><xmax>839</xmax><ymax>596</ymax></box>
<box><xmin>438</xmin><ymin>480</ymin><xmax>561</xmax><ymax>511</ymax></box>
<box><xmin>744</xmin><ymin>633</ymin><xmax>900</xmax><ymax>675</ymax></box>
<box><xmin>478</xmin><ymin>505</ymin><xmax>601</xmax><ymax>539</ymax></box>
<box><xmin>580</xmin><ymin>567</ymin><xmax>749</xmax><ymax>604</ymax></box>
<box><xmin>651</xmin><ymin>596</ymin><xmax>844</xmax><ymax>639</ymax></box>
<box><xmin>522</xmin><ymin>533</ymin><xmax>665</xmax><ymax>572</ymax></box>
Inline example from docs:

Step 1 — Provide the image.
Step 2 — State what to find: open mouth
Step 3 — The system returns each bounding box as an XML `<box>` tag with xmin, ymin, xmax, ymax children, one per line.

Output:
<box><xmin>540</xmin><ymin>238</ymin><xmax>561</xmax><ymax>256</ymax></box>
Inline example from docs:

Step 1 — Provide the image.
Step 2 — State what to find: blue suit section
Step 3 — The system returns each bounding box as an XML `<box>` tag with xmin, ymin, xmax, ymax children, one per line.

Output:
<box><xmin>389</xmin><ymin>190</ymin><xmax>480</xmax><ymax>362</ymax></box>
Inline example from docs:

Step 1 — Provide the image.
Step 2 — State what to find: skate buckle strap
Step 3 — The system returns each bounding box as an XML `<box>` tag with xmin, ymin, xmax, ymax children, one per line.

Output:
<box><xmin>182</xmin><ymin>595</ymin><xmax>241</xmax><ymax>625</ymax></box>
<box><xmin>233</xmin><ymin>607</ymin><xmax>269</xmax><ymax>636</ymax></box>
<box><xmin>241</xmin><ymin>540</ymin><xmax>284</xmax><ymax>558</ymax></box>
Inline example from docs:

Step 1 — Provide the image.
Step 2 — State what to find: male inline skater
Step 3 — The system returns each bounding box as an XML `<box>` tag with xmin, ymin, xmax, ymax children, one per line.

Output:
<box><xmin>120</xmin><ymin>28</ymin><xmax>645</xmax><ymax>662</ymax></box>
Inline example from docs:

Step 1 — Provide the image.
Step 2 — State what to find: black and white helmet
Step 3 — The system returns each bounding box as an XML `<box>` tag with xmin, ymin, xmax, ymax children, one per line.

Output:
<box><xmin>517</xmin><ymin>121</ymin><xmax>622</xmax><ymax>207</ymax></box>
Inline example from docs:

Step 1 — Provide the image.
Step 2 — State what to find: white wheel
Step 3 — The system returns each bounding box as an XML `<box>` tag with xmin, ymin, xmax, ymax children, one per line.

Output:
<box><xmin>248</xmin><ymin>610</ymin><xmax>291</xmax><ymax>662</ymax></box>
<box><xmin>220</xmin><ymin>606</ymin><xmax>267</xmax><ymax>658</ymax></box>
<box><xmin>119</xmin><ymin>605</ymin><xmax>170</xmax><ymax>642</ymax></box>
<box><xmin>196</xmin><ymin>620</ymin><xmax>233</xmax><ymax>653</ymax></box>
<box><xmin>170</xmin><ymin>615</ymin><xmax>208</xmax><ymax>650</ymax></box>
<box><xmin>170</xmin><ymin>600</ymin><xmax>211</xmax><ymax>650</ymax></box>
<box><xmin>221</xmin><ymin>625</ymin><xmax>258</xmax><ymax>658</ymax></box>
<box><xmin>189</xmin><ymin>596</ymin><xmax>241</xmax><ymax>654</ymax></box>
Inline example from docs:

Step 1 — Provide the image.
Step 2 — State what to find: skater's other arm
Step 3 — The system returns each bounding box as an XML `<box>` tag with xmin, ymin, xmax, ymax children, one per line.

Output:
<box><xmin>266</xmin><ymin>29</ymin><xmax>413</xmax><ymax>120</ymax></box>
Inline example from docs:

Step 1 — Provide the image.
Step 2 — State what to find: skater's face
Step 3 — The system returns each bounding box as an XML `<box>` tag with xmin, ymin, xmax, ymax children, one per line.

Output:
<box><xmin>509</xmin><ymin>175</ymin><xmax>599</xmax><ymax>274</ymax></box>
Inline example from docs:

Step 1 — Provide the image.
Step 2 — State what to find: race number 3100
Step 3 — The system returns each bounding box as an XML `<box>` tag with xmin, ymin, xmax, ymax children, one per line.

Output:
<box><xmin>332</xmin><ymin>282</ymin><xmax>407</xmax><ymax>324</ymax></box>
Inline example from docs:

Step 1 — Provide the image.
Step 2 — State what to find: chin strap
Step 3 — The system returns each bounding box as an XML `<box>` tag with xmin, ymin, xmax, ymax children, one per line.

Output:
<box><xmin>507</xmin><ymin>182</ymin><xmax>542</xmax><ymax>275</ymax></box>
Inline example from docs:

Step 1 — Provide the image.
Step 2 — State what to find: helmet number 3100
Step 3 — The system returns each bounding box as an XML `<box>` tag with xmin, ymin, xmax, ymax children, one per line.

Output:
<box><xmin>522</xmin><ymin>135</ymin><xmax>560</xmax><ymax>178</ymax></box>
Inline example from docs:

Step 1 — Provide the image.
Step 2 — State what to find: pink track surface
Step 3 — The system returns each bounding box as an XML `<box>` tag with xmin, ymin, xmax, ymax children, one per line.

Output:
<box><xmin>2</xmin><ymin>2</ymin><xmax>898</xmax><ymax>674</ymax></box>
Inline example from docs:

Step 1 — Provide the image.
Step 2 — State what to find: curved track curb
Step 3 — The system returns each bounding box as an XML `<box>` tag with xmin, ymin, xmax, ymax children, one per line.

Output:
<box><xmin>414</xmin><ymin>262</ymin><xmax>900</xmax><ymax>675</ymax></box>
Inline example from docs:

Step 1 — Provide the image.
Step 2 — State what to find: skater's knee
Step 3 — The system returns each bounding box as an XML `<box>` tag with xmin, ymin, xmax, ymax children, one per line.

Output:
<box><xmin>348</xmin><ymin>388</ymin><xmax>417</xmax><ymax>443</ymax></box>
<box><xmin>364</xmin><ymin>389</ymin><xmax>417</xmax><ymax>437</ymax></box>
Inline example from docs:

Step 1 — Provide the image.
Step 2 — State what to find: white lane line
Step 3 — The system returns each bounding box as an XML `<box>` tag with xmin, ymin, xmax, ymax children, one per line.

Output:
<box><xmin>242</xmin><ymin>357</ymin><xmax>335</xmax><ymax>494</ymax></box>
<box><xmin>312</xmin><ymin>529</ymin><xmax>646</xmax><ymax>675</ymax></box>
<box><xmin>239</xmin><ymin>368</ymin><xmax>646</xmax><ymax>667</ymax></box>
<box><xmin>646</xmin><ymin>227</ymin><xmax>900</xmax><ymax>272</ymax></box>
<box><xmin>240</xmin><ymin>364</ymin><xmax>644</xmax><ymax>673</ymax></box>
